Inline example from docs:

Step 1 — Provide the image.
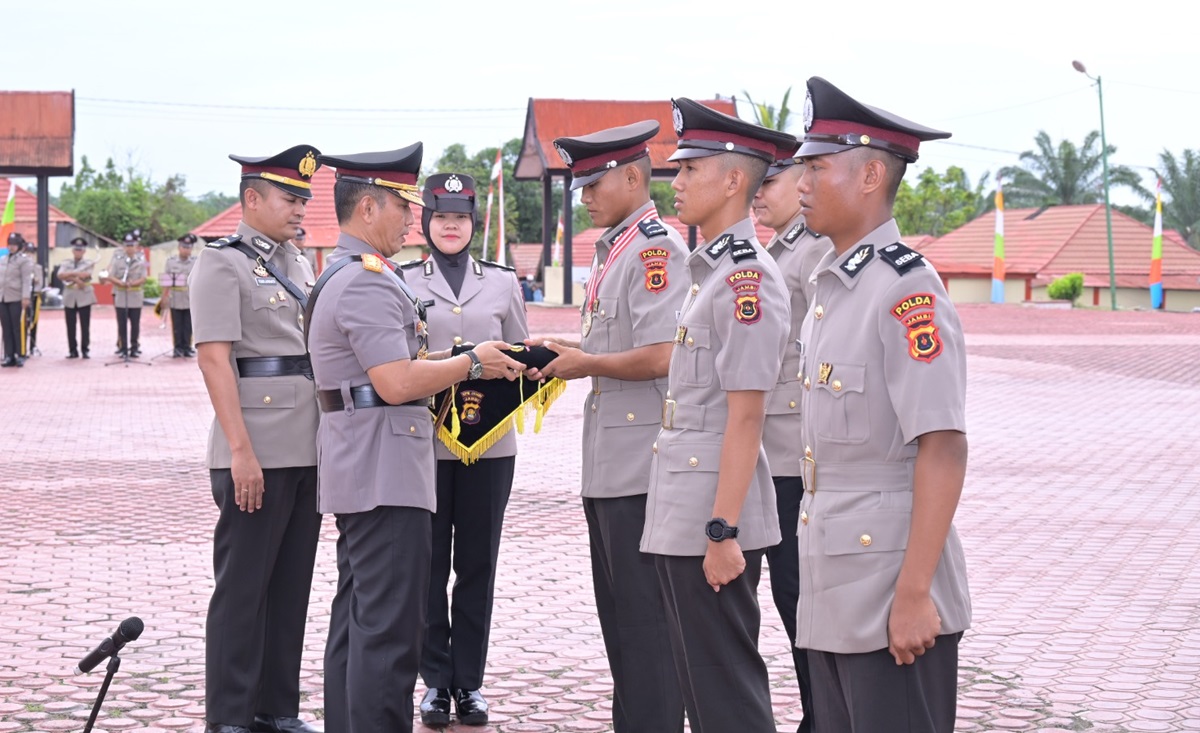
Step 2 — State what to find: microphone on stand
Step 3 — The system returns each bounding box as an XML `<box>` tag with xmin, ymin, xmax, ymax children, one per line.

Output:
<box><xmin>75</xmin><ymin>617</ymin><xmax>144</xmax><ymax>674</ymax></box>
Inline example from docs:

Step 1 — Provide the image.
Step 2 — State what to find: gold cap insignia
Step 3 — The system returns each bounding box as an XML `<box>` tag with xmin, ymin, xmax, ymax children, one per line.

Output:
<box><xmin>298</xmin><ymin>151</ymin><xmax>318</xmax><ymax>178</ymax></box>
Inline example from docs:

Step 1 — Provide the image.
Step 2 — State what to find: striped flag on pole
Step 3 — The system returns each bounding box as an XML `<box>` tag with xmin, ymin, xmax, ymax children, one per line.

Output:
<box><xmin>481</xmin><ymin>149</ymin><xmax>502</xmax><ymax>261</ymax></box>
<box><xmin>1150</xmin><ymin>178</ymin><xmax>1163</xmax><ymax>309</ymax></box>
<box><xmin>991</xmin><ymin>186</ymin><xmax>1005</xmax><ymax>303</ymax></box>
<box><xmin>552</xmin><ymin>214</ymin><xmax>563</xmax><ymax>266</ymax></box>
<box><xmin>0</xmin><ymin>182</ymin><xmax>16</xmax><ymax>254</ymax></box>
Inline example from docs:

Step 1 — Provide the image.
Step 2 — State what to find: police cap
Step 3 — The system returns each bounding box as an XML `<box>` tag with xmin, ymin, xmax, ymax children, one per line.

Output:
<box><xmin>70</xmin><ymin>237</ymin><xmax>88</xmax><ymax>249</ymax></box>
<box><xmin>422</xmin><ymin>173</ymin><xmax>477</xmax><ymax>215</ymax></box>
<box><xmin>122</xmin><ymin>229</ymin><xmax>141</xmax><ymax>245</ymax></box>
<box><xmin>319</xmin><ymin>143</ymin><xmax>424</xmax><ymax>207</ymax></box>
<box><xmin>668</xmin><ymin>98</ymin><xmax>795</xmax><ymax>164</ymax></box>
<box><xmin>177</xmin><ymin>233</ymin><xmax>198</xmax><ymax>247</ymax></box>
<box><xmin>230</xmin><ymin>144</ymin><xmax>322</xmax><ymax>199</ymax></box>
<box><xmin>766</xmin><ymin>135</ymin><xmax>801</xmax><ymax>178</ymax></box>
<box><xmin>553</xmin><ymin>120</ymin><xmax>659</xmax><ymax>191</ymax></box>
<box><xmin>7</xmin><ymin>232</ymin><xmax>24</xmax><ymax>246</ymax></box>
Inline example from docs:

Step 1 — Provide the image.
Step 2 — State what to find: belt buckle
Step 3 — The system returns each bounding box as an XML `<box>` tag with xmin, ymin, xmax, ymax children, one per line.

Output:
<box><xmin>662</xmin><ymin>398</ymin><xmax>676</xmax><ymax>429</ymax></box>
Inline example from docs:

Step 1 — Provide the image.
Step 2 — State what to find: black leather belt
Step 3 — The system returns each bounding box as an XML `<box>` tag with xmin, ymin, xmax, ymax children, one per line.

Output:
<box><xmin>236</xmin><ymin>355</ymin><xmax>313</xmax><ymax>379</ymax></box>
<box><xmin>317</xmin><ymin>385</ymin><xmax>425</xmax><ymax>412</ymax></box>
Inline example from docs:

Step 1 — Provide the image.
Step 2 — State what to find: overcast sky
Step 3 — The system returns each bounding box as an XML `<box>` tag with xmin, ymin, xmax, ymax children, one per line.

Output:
<box><xmin>8</xmin><ymin>0</ymin><xmax>1198</xmax><ymax>209</ymax></box>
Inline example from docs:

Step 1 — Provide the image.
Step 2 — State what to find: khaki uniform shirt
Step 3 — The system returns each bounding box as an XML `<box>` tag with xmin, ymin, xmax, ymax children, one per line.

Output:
<box><xmin>579</xmin><ymin>202</ymin><xmax>688</xmax><ymax>499</ymax></box>
<box><xmin>309</xmin><ymin>233</ymin><xmax>436</xmax><ymax>515</ymax></box>
<box><xmin>30</xmin><ymin>260</ymin><xmax>44</xmax><ymax>293</ymax></box>
<box><xmin>641</xmin><ymin>217</ymin><xmax>790</xmax><ymax>556</ymax></box>
<box><xmin>162</xmin><ymin>254</ymin><xmax>197</xmax><ymax>310</ymax></box>
<box><xmin>796</xmin><ymin>218</ymin><xmax>971</xmax><ymax>654</ymax></box>
<box><xmin>59</xmin><ymin>257</ymin><xmax>98</xmax><ymax>308</ymax></box>
<box><xmin>189</xmin><ymin>221</ymin><xmax>319</xmax><ymax>470</ymax></box>
<box><xmin>107</xmin><ymin>252</ymin><xmax>146</xmax><ymax>308</ymax></box>
<box><xmin>0</xmin><ymin>251</ymin><xmax>32</xmax><ymax>303</ymax></box>
<box><xmin>405</xmin><ymin>255</ymin><xmax>529</xmax><ymax>460</ymax></box>
<box><xmin>764</xmin><ymin>213</ymin><xmax>831</xmax><ymax>477</ymax></box>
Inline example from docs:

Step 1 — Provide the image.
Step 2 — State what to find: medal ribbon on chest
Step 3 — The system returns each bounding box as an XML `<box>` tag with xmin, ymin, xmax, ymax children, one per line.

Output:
<box><xmin>582</xmin><ymin>206</ymin><xmax>660</xmax><ymax>335</ymax></box>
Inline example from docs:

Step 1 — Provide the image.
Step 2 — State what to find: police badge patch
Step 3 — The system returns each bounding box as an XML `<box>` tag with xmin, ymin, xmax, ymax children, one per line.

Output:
<box><xmin>891</xmin><ymin>294</ymin><xmax>942</xmax><ymax>362</ymax></box>
<box><xmin>460</xmin><ymin>389</ymin><xmax>484</xmax><ymax>425</ymax></box>
<box><xmin>727</xmin><ymin>269</ymin><xmax>763</xmax><ymax>325</ymax></box>
<box><xmin>445</xmin><ymin>175</ymin><xmax>464</xmax><ymax>193</ymax></box>
<box><xmin>640</xmin><ymin>248</ymin><xmax>670</xmax><ymax>293</ymax></box>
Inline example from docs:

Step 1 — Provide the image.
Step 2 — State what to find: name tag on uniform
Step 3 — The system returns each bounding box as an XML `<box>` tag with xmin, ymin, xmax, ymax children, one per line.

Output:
<box><xmin>255</xmin><ymin>277</ymin><xmax>279</xmax><ymax>286</ymax></box>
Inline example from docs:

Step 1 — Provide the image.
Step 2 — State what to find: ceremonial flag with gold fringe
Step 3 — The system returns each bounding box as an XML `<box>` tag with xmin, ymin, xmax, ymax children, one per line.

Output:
<box><xmin>991</xmin><ymin>186</ymin><xmax>1005</xmax><ymax>304</ymax></box>
<box><xmin>431</xmin><ymin>343</ymin><xmax>566</xmax><ymax>464</ymax></box>
<box><xmin>1150</xmin><ymin>178</ymin><xmax>1164</xmax><ymax>310</ymax></box>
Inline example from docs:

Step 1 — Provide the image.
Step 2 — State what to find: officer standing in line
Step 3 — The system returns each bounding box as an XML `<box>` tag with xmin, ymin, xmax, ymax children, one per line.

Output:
<box><xmin>189</xmin><ymin>144</ymin><xmax>324</xmax><ymax>733</ymax></box>
<box><xmin>751</xmin><ymin>135</ymin><xmax>831</xmax><ymax>733</ymax></box>
<box><xmin>407</xmin><ymin>173</ymin><xmax>528</xmax><ymax>728</ymax></box>
<box><xmin>307</xmin><ymin>145</ymin><xmax>522</xmax><ymax>733</ymax></box>
<box><xmin>162</xmin><ymin>233</ymin><xmax>199</xmax><ymax>357</ymax></box>
<box><xmin>104</xmin><ymin>230</ymin><xmax>147</xmax><ymax>357</ymax></box>
<box><xmin>0</xmin><ymin>232</ymin><xmax>32</xmax><ymax>367</ymax></box>
<box><xmin>22</xmin><ymin>241</ymin><xmax>44</xmax><ymax>357</ymax></box>
<box><xmin>59</xmin><ymin>237</ymin><xmax>97</xmax><ymax>359</ymax></box>
<box><xmin>793</xmin><ymin>76</ymin><xmax>971</xmax><ymax>732</ymax></box>
<box><xmin>524</xmin><ymin>120</ymin><xmax>688</xmax><ymax>733</ymax></box>
<box><xmin>639</xmin><ymin>98</ymin><xmax>793</xmax><ymax>733</ymax></box>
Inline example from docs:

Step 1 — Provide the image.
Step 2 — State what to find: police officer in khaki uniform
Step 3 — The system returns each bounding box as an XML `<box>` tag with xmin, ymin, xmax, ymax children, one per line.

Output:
<box><xmin>1</xmin><ymin>233</ymin><xmax>32</xmax><ymax>367</ymax></box>
<box><xmin>752</xmin><ymin>136</ymin><xmax>831</xmax><ymax>733</ymax></box>
<box><xmin>794</xmin><ymin>76</ymin><xmax>971</xmax><ymax>733</ymax></box>
<box><xmin>525</xmin><ymin>120</ymin><xmax>688</xmax><ymax>733</ymax></box>
<box><xmin>638</xmin><ymin>99</ymin><xmax>792</xmax><ymax>733</ymax></box>
<box><xmin>189</xmin><ymin>144</ymin><xmax>324</xmax><ymax>733</ymax></box>
<box><xmin>162</xmin><ymin>233</ymin><xmax>198</xmax><ymax>357</ymax></box>
<box><xmin>307</xmin><ymin>145</ymin><xmax>522</xmax><ymax>733</ymax></box>
<box><xmin>60</xmin><ymin>237</ymin><xmax>97</xmax><ymax>359</ymax></box>
<box><xmin>406</xmin><ymin>173</ymin><xmax>528</xmax><ymax>728</ymax></box>
<box><xmin>103</xmin><ymin>230</ymin><xmax>147</xmax><ymax>357</ymax></box>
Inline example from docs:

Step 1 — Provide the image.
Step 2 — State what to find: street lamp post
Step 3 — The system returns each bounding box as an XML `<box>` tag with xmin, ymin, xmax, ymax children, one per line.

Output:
<box><xmin>1073</xmin><ymin>60</ymin><xmax>1118</xmax><ymax>310</ymax></box>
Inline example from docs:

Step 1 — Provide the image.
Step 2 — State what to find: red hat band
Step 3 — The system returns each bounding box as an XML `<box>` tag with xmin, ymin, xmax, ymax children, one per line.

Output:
<box><xmin>679</xmin><ymin>129</ymin><xmax>776</xmax><ymax>158</ymax></box>
<box><xmin>807</xmin><ymin>119</ymin><xmax>920</xmax><ymax>156</ymax></box>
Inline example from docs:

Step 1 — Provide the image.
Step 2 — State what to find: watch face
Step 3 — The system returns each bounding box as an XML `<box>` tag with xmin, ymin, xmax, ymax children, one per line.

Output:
<box><xmin>706</xmin><ymin>519</ymin><xmax>725</xmax><ymax>540</ymax></box>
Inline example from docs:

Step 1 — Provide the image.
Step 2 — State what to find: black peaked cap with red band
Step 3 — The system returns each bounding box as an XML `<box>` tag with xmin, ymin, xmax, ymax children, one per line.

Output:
<box><xmin>230</xmin><ymin>144</ymin><xmax>322</xmax><ymax>200</ymax></box>
<box><xmin>669</xmin><ymin>98</ymin><xmax>795</xmax><ymax>164</ymax></box>
<box><xmin>319</xmin><ymin>143</ymin><xmax>424</xmax><ymax>207</ymax></box>
<box><xmin>797</xmin><ymin>77</ymin><xmax>950</xmax><ymax>163</ymax></box>
<box><xmin>553</xmin><ymin>120</ymin><xmax>659</xmax><ymax>191</ymax></box>
<box><xmin>766</xmin><ymin>135</ymin><xmax>801</xmax><ymax>178</ymax></box>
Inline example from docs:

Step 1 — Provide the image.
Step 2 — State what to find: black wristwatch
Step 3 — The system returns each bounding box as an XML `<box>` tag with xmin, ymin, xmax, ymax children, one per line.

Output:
<box><xmin>465</xmin><ymin>350</ymin><xmax>484</xmax><ymax>380</ymax></box>
<box><xmin>705</xmin><ymin>517</ymin><xmax>739</xmax><ymax>542</ymax></box>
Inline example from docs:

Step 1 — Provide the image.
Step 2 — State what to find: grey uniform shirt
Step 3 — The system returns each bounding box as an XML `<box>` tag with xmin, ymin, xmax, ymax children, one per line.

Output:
<box><xmin>405</xmin><ymin>255</ymin><xmax>529</xmax><ymax>461</ymax></box>
<box><xmin>309</xmin><ymin>233</ymin><xmax>436</xmax><ymax>515</ymax></box>
<box><xmin>162</xmin><ymin>254</ymin><xmax>197</xmax><ymax>310</ymax></box>
<box><xmin>796</xmin><ymin>218</ymin><xmax>971</xmax><ymax>655</ymax></box>
<box><xmin>579</xmin><ymin>202</ymin><xmax>688</xmax><ymax>499</ymax></box>
<box><xmin>0</xmin><ymin>252</ymin><xmax>32</xmax><ymax>303</ymax></box>
<box><xmin>764</xmin><ymin>213</ymin><xmax>831</xmax><ymax>477</ymax></box>
<box><xmin>59</xmin><ymin>257</ymin><xmax>98</xmax><ymax>308</ymax></box>
<box><xmin>640</xmin><ymin>217</ymin><xmax>790</xmax><ymax>556</ymax></box>
<box><xmin>189</xmin><ymin>221</ymin><xmax>319</xmax><ymax>470</ymax></box>
<box><xmin>107</xmin><ymin>252</ymin><xmax>146</xmax><ymax>308</ymax></box>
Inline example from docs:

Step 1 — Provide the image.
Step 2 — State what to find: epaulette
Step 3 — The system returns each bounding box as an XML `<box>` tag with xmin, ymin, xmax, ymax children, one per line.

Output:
<box><xmin>879</xmin><ymin>243</ymin><xmax>925</xmax><ymax>275</ymax></box>
<box><xmin>479</xmin><ymin>259</ymin><xmax>515</xmax><ymax>272</ymax></box>
<box><xmin>729</xmin><ymin>239</ymin><xmax>758</xmax><ymax>263</ymax></box>
<box><xmin>361</xmin><ymin>253</ymin><xmax>384</xmax><ymax>273</ymax></box>
<box><xmin>638</xmin><ymin>219</ymin><xmax>669</xmax><ymax>239</ymax></box>
<box><xmin>704</xmin><ymin>234</ymin><xmax>733</xmax><ymax>260</ymax></box>
<box><xmin>206</xmin><ymin>234</ymin><xmax>242</xmax><ymax>249</ymax></box>
<box><xmin>398</xmin><ymin>259</ymin><xmax>424</xmax><ymax>269</ymax></box>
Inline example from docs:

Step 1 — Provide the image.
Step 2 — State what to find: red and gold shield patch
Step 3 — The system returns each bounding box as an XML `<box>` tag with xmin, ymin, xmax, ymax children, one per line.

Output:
<box><xmin>641</xmin><ymin>248</ymin><xmax>670</xmax><ymax>294</ymax></box>
<box><xmin>727</xmin><ymin>269</ymin><xmax>763</xmax><ymax>326</ymax></box>
<box><xmin>736</xmin><ymin>293</ymin><xmax>762</xmax><ymax>324</ymax></box>
<box><xmin>900</xmin><ymin>309</ymin><xmax>943</xmax><ymax>362</ymax></box>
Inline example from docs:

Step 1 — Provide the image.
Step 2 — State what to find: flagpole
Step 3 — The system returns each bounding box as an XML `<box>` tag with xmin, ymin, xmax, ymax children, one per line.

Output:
<box><xmin>1150</xmin><ymin>178</ymin><xmax>1163</xmax><ymax>309</ymax></box>
<box><xmin>496</xmin><ymin>158</ymin><xmax>506</xmax><ymax>266</ymax></box>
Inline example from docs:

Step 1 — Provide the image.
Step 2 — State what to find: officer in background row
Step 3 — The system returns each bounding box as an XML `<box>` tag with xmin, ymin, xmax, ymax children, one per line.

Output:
<box><xmin>59</xmin><ymin>237</ymin><xmax>97</xmax><ymax>359</ymax></box>
<box><xmin>752</xmin><ymin>135</ymin><xmax>831</xmax><ymax>733</ymax></box>
<box><xmin>640</xmin><ymin>98</ymin><xmax>792</xmax><ymax>733</ymax></box>
<box><xmin>0</xmin><ymin>232</ymin><xmax>32</xmax><ymax>367</ymax></box>
<box><xmin>104</xmin><ymin>230</ymin><xmax>147</xmax><ymax>357</ymax></box>
<box><xmin>794</xmin><ymin>76</ymin><xmax>971</xmax><ymax>732</ymax></box>
<box><xmin>308</xmin><ymin>144</ymin><xmax>522</xmax><ymax>733</ymax></box>
<box><xmin>22</xmin><ymin>240</ymin><xmax>44</xmax><ymax>357</ymax></box>
<box><xmin>162</xmin><ymin>233</ymin><xmax>198</xmax><ymax>357</ymax></box>
<box><xmin>526</xmin><ymin>120</ymin><xmax>688</xmax><ymax>733</ymax></box>
<box><xmin>190</xmin><ymin>144</ymin><xmax>324</xmax><ymax>733</ymax></box>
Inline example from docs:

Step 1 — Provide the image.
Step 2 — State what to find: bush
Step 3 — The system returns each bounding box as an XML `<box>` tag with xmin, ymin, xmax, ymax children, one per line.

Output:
<box><xmin>1047</xmin><ymin>272</ymin><xmax>1084</xmax><ymax>302</ymax></box>
<box><xmin>143</xmin><ymin>276</ymin><xmax>161</xmax><ymax>299</ymax></box>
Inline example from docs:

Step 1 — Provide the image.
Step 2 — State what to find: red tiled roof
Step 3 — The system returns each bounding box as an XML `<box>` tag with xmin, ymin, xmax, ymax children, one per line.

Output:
<box><xmin>0</xmin><ymin>176</ymin><xmax>76</xmax><ymax>247</ymax></box>
<box><xmin>514</xmin><ymin>98</ymin><xmax>738</xmax><ymax>180</ymax></box>
<box><xmin>917</xmin><ymin>204</ymin><xmax>1200</xmax><ymax>290</ymax></box>
<box><xmin>0</xmin><ymin>92</ymin><xmax>75</xmax><ymax>173</ymax></box>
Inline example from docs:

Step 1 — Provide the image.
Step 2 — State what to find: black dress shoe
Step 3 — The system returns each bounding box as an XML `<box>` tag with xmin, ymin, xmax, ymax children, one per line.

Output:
<box><xmin>186</xmin><ymin>347</ymin><xmax>197</xmax><ymax>357</ymax></box>
<box><xmin>420</xmin><ymin>687</ymin><xmax>452</xmax><ymax>727</ymax></box>
<box><xmin>1</xmin><ymin>358</ymin><xmax>15</xmax><ymax>367</ymax></box>
<box><xmin>250</xmin><ymin>714</ymin><xmax>321</xmax><ymax>733</ymax></box>
<box><xmin>205</xmin><ymin>724</ymin><xmax>252</xmax><ymax>733</ymax></box>
<box><xmin>82</xmin><ymin>351</ymin><xmax>90</xmax><ymax>359</ymax></box>
<box><xmin>454</xmin><ymin>688</ymin><xmax>489</xmax><ymax>726</ymax></box>
<box><xmin>67</xmin><ymin>352</ymin><xmax>79</xmax><ymax>359</ymax></box>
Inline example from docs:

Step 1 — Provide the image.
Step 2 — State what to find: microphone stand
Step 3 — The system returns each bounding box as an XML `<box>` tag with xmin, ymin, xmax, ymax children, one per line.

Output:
<box><xmin>81</xmin><ymin>653</ymin><xmax>121</xmax><ymax>733</ymax></box>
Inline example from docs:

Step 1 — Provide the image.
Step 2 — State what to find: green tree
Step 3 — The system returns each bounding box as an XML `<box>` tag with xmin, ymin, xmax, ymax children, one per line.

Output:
<box><xmin>742</xmin><ymin>88</ymin><xmax>793</xmax><ymax>131</ymax></box>
<box><xmin>894</xmin><ymin>166</ymin><xmax>991</xmax><ymax>236</ymax></box>
<box><xmin>998</xmin><ymin>130</ymin><xmax>1147</xmax><ymax>208</ymax></box>
<box><xmin>1155</xmin><ymin>148</ymin><xmax>1200</xmax><ymax>249</ymax></box>
<box><xmin>195</xmin><ymin>191</ymin><xmax>239</xmax><ymax>221</ymax></box>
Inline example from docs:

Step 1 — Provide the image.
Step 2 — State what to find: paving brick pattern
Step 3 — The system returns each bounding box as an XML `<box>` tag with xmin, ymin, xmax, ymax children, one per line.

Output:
<box><xmin>1</xmin><ymin>303</ymin><xmax>1198</xmax><ymax>732</ymax></box>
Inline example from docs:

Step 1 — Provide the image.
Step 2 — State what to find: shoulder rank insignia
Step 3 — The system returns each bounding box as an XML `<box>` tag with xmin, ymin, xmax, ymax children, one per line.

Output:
<box><xmin>361</xmin><ymin>253</ymin><xmax>384</xmax><ymax>273</ymax></box>
<box><xmin>424</xmin><ymin>259</ymin><xmax>434</xmax><ymax>276</ymax></box>
<box><xmin>880</xmin><ymin>243</ymin><xmax>925</xmax><ymax>275</ymax></box>
<box><xmin>727</xmin><ymin>269</ymin><xmax>763</xmax><ymax>325</ymax></box>
<box><xmin>398</xmin><ymin>259</ymin><xmax>424</xmax><ymax>269</ymax></box>
<box><xmin>640</xmin><ymin>247</ymin><xmax>671</xmax><ymax>293</ymax></box>
<box><xmin>891</xmin><ymin>293</ymin><xmax>942</xmax><ymax>362</ymax></box>
<box><xmin>840</xmin><ymin>244</ymin><xmax>874</xmax><ymax>278</ymax></box>
<box><xmin>730</xmin><ymin>239</ymin><xmax>757</xmax><ymax>263</ymax></box>
<box><xmin>784</xmin><ymin>222</ymin><xmax>806</xmax><ymax>243</ymax></box>
<box><xmin>207</xmin><ymin>234</ymin><xmax>243</xmax><ymax>249</ymax></box>
<box><xmin>480</xmin><ymin>260</ymin><xmax>516</xmax><ymax>272</ymax></box>
<box><xmin>472</xmin><ymin>260</ymin><xmax>484</xmax><ymax>276</ymax></box>
<box><xmin>638</xmin><ymin>219</ymin><xmax>668</xmax><ymax>239</ymax></box>
<box><xmin>704</xmin><ymin>234</ymin><xmax>734</xmax><ymax>260</ymax></box>
<box><xmin>251</xmin><ymin>237</ymin><xmax>274</xmax><ymax>255</ymax></box>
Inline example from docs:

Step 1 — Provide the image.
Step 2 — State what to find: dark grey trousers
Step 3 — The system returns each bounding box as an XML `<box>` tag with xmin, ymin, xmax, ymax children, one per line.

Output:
<box><xmin>767</xmin><ymin>475</ymin><xmax>814</xmax><ymax>733</ymax></box>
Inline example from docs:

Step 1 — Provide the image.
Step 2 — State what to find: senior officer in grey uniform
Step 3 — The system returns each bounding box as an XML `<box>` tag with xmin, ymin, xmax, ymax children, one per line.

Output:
<box><xmin>406</xmin><ymin>173</ymin><xmax>528</xmax><ymax>728</ymax></box>
<box><xmin>162</xmin><ymin>233</ymin><xmax>199</xmax><ymax>357</ymax></box>
<box><xmin>60</xmin><ymin>237</ymin><xmax>98</xmax><ymax>359</ymax></box>
<box><xmin>0</xmin><ymin>233</ymin><xmax>32</xmax><ymax>367</ymax></box>
<box><xmin>190</xmin><ymin>144</ymin><xmax>324</xmax><ymax>733</ymax></box>
<box><xmin>525</xmin><ymin>120</ymin><xmax>688</xmax><ymax>733</ymax></box>
<box><xmin>793</xmin><ymin>76</ymin><xmax>971</xmax><ymax>733</ymax></box>
<box><xmin>640</xmin><ymin>98</ymin><xmax>793</xmax><ymax>733</ymax></box>
<box><xmin>308</xmin><ymin>145</ymin><xmax>523</xmax><ymax>733</ymax></box>
<box><xmin>104</xmin><ymin>230</ymin><xmax>147</xmax><ymax>357</ymax></box>
<box><xmin>752</xmin><ymin>135</ymin><xmax>831</xmax><ymax>733</ymax></box>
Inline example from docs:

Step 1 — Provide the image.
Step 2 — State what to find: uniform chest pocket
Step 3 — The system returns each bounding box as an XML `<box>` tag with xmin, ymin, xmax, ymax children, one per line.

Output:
<box><xmin>664</xmin><ymin>440</ymin><xmax>722</xmax><ymax>473</ymax></box>
<box><xmin>823</xmin><ymin>511</ymin><xmax>910</xmax><ymax>556</ymax></box>
<box><xmin>676</xmin><ymin>324</ymin><xmax>713</xmax><ymax>388</ymax></box>
<box><xmin>250</xmin><ymin>286</ymin><xmax>294</xmax><ymax>336</ymax></box>
<box><xmin>388</xmin><ymin>410</ymin><xmax>433</xmax><ymax>439</ymax></box>
<box><xmin>813</xmin><ymin>362</ymin><xmax>869</xmax><ymax>444</ymax></box>
<box><xmin>592</xmin><ymin>296</ymin><xmax>622</xmax><ymax>351</ymax></box>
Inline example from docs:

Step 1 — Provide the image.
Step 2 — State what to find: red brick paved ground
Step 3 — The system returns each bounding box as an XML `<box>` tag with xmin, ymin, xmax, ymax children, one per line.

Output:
<box><xmin>1</xmin><ymin>303</ymin><xmax>1199</xmax><ymax>732</ymax></box>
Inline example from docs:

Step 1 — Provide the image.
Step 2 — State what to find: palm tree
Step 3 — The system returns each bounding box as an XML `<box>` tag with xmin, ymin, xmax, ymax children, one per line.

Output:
<box><xmin>742</xmin><ymin>88</ymin><xmax>792</xmax><ymax>132</ymax></box>
<box><xmin>1155</xmin><ymin>149</ymin><xmax>1200</xmax><ymax>249</ymax></box>
<box><xmin>998</xmin><ymin>131</ymin><xmax>1147</xmax><ymax>208</ymax></box>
